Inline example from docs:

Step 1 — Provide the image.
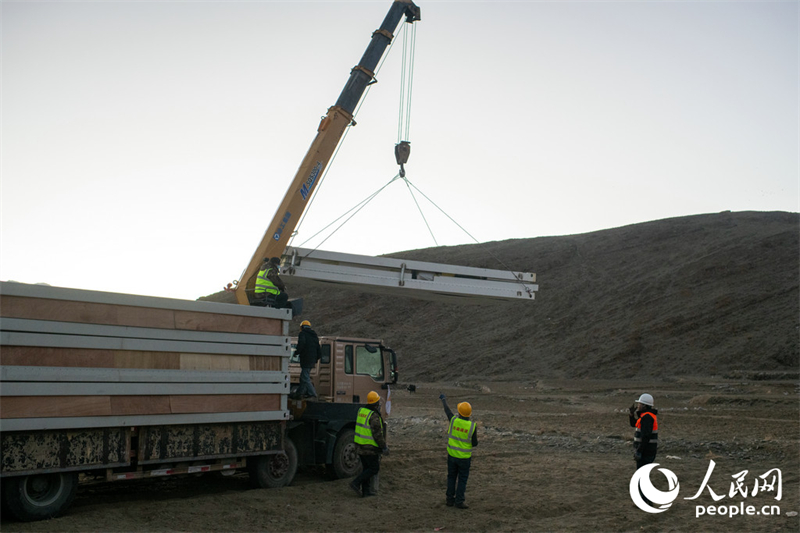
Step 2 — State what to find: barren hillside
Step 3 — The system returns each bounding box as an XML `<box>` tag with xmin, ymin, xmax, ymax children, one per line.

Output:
<box><xmin>203</xmin><ymin>211</ymin><xmax>799</xmax><ymax>381</ymax></box>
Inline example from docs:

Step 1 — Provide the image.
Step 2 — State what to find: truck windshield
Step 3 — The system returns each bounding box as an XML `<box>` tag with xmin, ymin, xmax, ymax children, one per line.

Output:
<box><xmin>355</xmin><ymin>345</ymin><xmax>384</xmax><ymax>380</ymax></box>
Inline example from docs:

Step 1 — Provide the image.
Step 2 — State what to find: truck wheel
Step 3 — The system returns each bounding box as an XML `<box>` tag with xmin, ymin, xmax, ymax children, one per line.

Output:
<box><xmin>329</xmin><ymin>428</ymin><xmax>362</xmax><ymax>479</ymax></box>
<box><xmin>3</xmin><ymin>472</ymin><xmax>78</xmax><ymax>521</ymax></box>
<box><xmin>248</xmin><ymin>439</ymin><xmax>298</xmax><ymax>489</ymax></box>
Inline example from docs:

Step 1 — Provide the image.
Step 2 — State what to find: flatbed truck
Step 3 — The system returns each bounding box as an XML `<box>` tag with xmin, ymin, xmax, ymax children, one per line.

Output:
<box><xmin>0</xmin><ymin>281</ymin><xmax>397</xmax><ymax>521</ymax></box>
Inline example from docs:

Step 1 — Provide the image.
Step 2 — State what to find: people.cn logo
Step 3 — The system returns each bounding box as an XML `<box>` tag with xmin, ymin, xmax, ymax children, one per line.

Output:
<box><xmin>630</xmin><ymin>463</ymin><xmax>681</xmax><ymax>513</ymax></box>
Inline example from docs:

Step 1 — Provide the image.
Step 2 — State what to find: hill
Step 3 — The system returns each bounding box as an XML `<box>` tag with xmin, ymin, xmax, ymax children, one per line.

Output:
<box><xmin>202</xmin><ymin>211</ymin><xmax>799</xmax><ymax>381</ymax></box>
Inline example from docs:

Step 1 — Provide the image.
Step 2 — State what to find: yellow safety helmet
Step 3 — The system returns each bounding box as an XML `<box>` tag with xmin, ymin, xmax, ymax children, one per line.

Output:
<box><xmin>367</xmin><ymin>391</ymin><xmax>381</xmax><ymax>404</ymax></box>
<box><xmin>457</xmin><ymin>402</ymin><xmax>472</xmax><ymax>417</ymax></box>
<box><xmin>300</xmin><ymin>320</ymin><xmax>311</xmax><ymax>327</ymax></box>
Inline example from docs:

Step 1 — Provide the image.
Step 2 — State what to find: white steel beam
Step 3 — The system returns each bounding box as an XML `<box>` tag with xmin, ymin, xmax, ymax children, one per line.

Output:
<box><xmin>283</xmin><ymin>247</ymin><xmax>537</xmax><ymax>303</ymax></box>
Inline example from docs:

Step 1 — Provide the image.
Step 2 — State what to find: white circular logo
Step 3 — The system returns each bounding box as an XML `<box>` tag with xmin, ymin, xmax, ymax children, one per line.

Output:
<box><xmin>630</xmin><ymin>463</ymin><xmax>680</xmax><ymax>513</ymax></box>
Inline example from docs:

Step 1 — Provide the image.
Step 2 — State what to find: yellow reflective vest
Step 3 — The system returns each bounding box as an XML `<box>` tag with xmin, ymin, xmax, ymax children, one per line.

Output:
<box><xmin>354</xmin><ymin>407</ymin><xmax>381</xmax><ymax>447</ymax></box>
<box><xmin>447</xmin><ymin>416</ymin><xmax>476</xmax><ymax>459</ymax></box>
<box><xmin>255</xmin><ymin>267</ymin><xmax>279</xmax><ymax>295</ymax></box>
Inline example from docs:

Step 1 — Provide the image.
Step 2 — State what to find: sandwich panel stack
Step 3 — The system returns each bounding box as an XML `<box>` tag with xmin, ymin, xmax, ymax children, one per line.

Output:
<box><xmin>0</xmin><ymin>282</ymin><xmax>291</xmax><ymax>432</ymax></box>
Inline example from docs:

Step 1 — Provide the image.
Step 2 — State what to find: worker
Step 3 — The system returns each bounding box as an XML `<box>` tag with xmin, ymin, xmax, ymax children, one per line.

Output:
<box><xmin>252</xmin><ymin>257</ymin><xmax>290</xmax><ymax>309</ymax></box>
<box><xmin>349</xmin><ymin>391</ymin><xmax>388</xmax><ymax>497</ymax></box>
<box><xmin>439</xmin><ymin>393</ymin><xmax>478</xmax><ymax>509</ymax></box>
<box><xmin>293</xmin><ymin>320</ymin><xmax>321</xmax><ymax>400</ymax></box>
<box><xmin>628</xmin><ymin>393</ymin><xmax>658</xmax><ymax>469</ymax></box>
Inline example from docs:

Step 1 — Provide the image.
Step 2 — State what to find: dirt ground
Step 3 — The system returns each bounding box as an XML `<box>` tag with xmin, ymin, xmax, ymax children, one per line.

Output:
<box><xmin>2</xmin><ymin>377</ymin><xmax>798</xmax><ymax>533</ymax></box>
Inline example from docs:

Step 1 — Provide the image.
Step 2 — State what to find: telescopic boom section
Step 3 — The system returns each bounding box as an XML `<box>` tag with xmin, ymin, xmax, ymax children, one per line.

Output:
<box><xmin>235</xmin><ymin>0</ymin><xmax>421</xmax><ymax>305</ymax></box>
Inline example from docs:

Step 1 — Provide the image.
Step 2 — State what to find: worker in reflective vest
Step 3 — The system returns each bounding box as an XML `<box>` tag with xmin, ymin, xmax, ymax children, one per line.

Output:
<box><xmin>252</xmin><ymin>257</ymin><xmax>289</xmax><ymax>309</ymax></box>
<box><xmin>628</xmin><ymin>393</ymin><xmax>658</xmax><ymax>469</ymax></box>
<box><xmin>349</xmin><ymin>391</ymin><xmax>388</xmax><ymax>497</ymax></box>
<box><xmin>440</xmin><ymin>394</ymin><xmax>478</xmax><ymax>509</ymax></box>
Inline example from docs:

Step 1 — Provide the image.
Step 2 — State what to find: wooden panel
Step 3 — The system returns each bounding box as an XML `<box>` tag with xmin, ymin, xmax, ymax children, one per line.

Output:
<box><xmin>180</xmin><ymin>354</ymin><xmax>251</xmax><ymax>371</ymax></box>
<box><xmin>1</xmin><ymin>296</ymin><xmax>283</xmax><ymax>335</ymax></box>
<box><xmin>1</xmin><ymin>394</ymin><xmax>280</xmax><ymax>418</ymax></box>
<box><xmin>0</xmin><ymin>347</ymin><xmax>281</xmax><ymax>371</ymax></box>
<box><xmin>1</xmin><ymin>396</ymin><xmax>113</xmax><ymax>418</ymax></box>
<box><xmin>2</xmin><ymin>318</ymin><xmax>286</xmax><ymax>347</ymax></box>
<box><xmin>1</xmin><ymin>331</ymin><xmax>286</xmax><ymax>357</ymax></box>
<box><xmin>1</xmin><ymin>411</ymin><xmax>289</xmax><ymax>432</ymax></box>
<box><xmin>0</xmin><ymin>347</ymin><xmax>182</xmax><ymax>369</ymax></box>
<box><xmin>249</xmin><ymin>355</ymin><xmax>283</xmax><ymax>371</ymax></box>
<box><xmin>178</xmin><ymin>354</ymin><xmax>283</xmax><ymax>372</ymax></box>
<box><xmin>0</xmin><ymin>347</ymin><xmax>117</xmax><ymax>368</ymax></box>
<box><xmin>0</xmin><ymin>282</ymin><xmax>289</xmax><ymax>320</ymax></box>
<box><xmin>2</xmin><ymin>366</ymin><xmax>288</xmax><ymax>384</ymax></box>
<box><xmin>109</xmin><ymin>396</ymin><xmax>172</xmax><ymax>416</ymax></box>
<box><xmin>0</xmin><ymin>296</ymin><xmax>176</xmax><ymax>329</ymax></box>
<box><xmin>2</xmin><ymin>382</ymin><xmax>288</xmax><ymax>397</ymax></box>
<box><xmin>174</xmin><ymin>310</ymin><xmax>282</xmax><ymax>335</ymax></box>
<box><xmin>169</xmin><ymin>394</ymin><xmax>280</xmax><ymax>414</ymax></box>
<box><xmin>114</xmin><ymin>351</ymin><xmax>181</xmax><ymax>369</ymax></box>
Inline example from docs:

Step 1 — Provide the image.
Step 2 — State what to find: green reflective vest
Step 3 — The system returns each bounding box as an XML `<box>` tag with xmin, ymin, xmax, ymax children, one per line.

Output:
<box><xmin>447</xmin><ymin>416</ymin><xmax>476</xmax><ymax>459</ymax></box>
<box><xmin>255</xmin><ymin>267</ymin><xmax>279</xmax><ymax>295</ymax></box>
<box><xmin>354</xmin><ymin>407</ymin><xmax>381</xmax><ymax>447</ymax></box>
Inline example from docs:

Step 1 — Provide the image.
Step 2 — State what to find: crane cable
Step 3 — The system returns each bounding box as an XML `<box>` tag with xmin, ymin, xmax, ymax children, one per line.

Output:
<box><xmin>397</xmin><ymin>20</ymin><xmax>416</xmax><ymax>143</ymax></box>
<box><xmin>401</xmin><ymin>179</ymin><xmax>535</xmax><ymax>296</ymax></box>
<box><xmin>285</xmin><ymin>21</ymin><xmax>531</xmax><ymax>295</ymax></box>
<box><xmin>297</xmin><ymin>173</ymin><xmax>403</xmax><ymax>255</ymax></box>
<box><xmin>297</xmin><ymin>172</ymin><xmax>535</xmax><ymax>298</ymax></box>
<box><xmin>391</xmin><ymin>23</ymin><xmax>533</xmax><ymax>295</ymax></box>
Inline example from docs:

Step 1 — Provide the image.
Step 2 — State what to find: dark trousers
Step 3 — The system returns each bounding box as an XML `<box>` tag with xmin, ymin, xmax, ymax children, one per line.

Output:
<box><xmin>251</xmin><ymin>292</ymin><xmax>289</xmax><ymax>309</ymax></box>
<box><xmin>353</xmin><ymin>454</ymin><xmax>380</xmax><ymax>495</ymax></box>
<box><xmin>296</xmin><ymin>366</ymin><xmax>317</xmax><ymax>398</ymax></box>
<box><xmin>635</xmin><ymin>454</ymin><xmax>656</xmax><ymax>470</ymax></box>
<box><xmin>446</xmin><ymin>455</ymin><xmax>471</xmax><ymax>505</ymax></box>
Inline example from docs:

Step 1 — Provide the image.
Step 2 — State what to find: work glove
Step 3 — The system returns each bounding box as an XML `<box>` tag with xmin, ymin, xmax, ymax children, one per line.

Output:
<box><xmin>628</xmin><ymin>403</ymin><xmax>636</xmax><ymax>416</ymax></box>
<box><xmin>382</xmin><ymin>446</ymin><xmax>390</xmax><ymax>456</ymax></box>
<box><xmin>439</xmin><ymin>393</ymin><xmax>446</xmax><ymax>400</ymax></box>
<box><xmin>634</xmin><ymin>452</ymin><xmax>642</xmax><ymax>461</ymax></box>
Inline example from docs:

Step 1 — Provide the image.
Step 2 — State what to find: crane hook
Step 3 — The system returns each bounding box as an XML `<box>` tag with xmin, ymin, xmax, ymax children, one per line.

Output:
<box><xmin>395</xmin><ymin>141</ymin><xmax>411</xmax><ymax>178</ymax></box>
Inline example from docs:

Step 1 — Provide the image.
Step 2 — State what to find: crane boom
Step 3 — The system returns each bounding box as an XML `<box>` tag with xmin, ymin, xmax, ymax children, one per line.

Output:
<box><xmin>235</xmin><ymin>0</ymin><xmax>421</xmax><ymax>305</ymax></box>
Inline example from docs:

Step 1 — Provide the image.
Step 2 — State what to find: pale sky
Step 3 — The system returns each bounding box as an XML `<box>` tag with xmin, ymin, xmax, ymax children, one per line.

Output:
<box><xmin>2</xmin><ymin>0</ymin><xmax>797</xmax><ymax>301</ymax></box>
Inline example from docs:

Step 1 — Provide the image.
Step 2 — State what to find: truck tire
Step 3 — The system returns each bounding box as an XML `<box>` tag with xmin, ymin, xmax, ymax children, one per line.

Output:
<box><xmin>248</xmin><ymin>439</ymin><xmax>298</xmax><ymax>489</ymax></box>
<box><xmin>329</xmin><ymin>428</ymin><xmax>362</xmax><ymax>479</ymax></box>
<box><xmin>3</xmin><ymin>472</ymin><xmax>79</xmax><ymax>522</ymax></box>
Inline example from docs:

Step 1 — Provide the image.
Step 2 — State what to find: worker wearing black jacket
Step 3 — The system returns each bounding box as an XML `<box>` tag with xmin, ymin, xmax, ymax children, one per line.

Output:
<box><xmin>628</xmin><ymin>393</ymin><xmax>658</xmax><ymax>469</ymax></box>
<box><xmin>293</xmin><ymin>321</ymin><xmax>321</xmax><ymax>399</ymax></box>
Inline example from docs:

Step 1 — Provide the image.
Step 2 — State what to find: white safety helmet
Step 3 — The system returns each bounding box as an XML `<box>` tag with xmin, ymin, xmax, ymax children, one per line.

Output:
<box><xmin>637</xmin><ymin>393</ymin><xmax>654</xmax><ymax>406</ymax></box>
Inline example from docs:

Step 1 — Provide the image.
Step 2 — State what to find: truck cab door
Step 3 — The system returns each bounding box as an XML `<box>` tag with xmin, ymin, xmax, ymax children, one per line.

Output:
<box><xmin>316</xmin><ymin>341</ymin><xmax>332</xmax><ymax>397</ymax></box>
<box><xmin>334</xmin><ymin>341</ymin><xmax>387</xmax><ymax>404</ymax></box>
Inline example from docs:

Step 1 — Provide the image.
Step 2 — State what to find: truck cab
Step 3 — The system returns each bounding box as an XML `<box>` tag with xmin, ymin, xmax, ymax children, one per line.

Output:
<box><xmin>289</xmin><ymin>337</ymin><xmax>397</xmax><ymax>413</ymax></box>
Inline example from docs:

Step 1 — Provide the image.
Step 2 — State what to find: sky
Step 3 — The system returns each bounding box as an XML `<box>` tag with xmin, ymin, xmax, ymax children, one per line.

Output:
<box><xmin>2</xmin><ymin>0</ymin><xmax>797</xmax><ymax>301</ymax></box>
